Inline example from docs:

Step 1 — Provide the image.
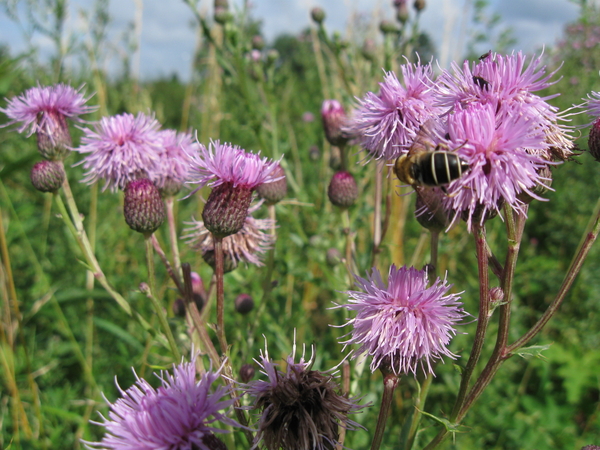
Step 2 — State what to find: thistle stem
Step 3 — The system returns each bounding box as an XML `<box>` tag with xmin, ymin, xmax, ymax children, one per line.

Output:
<box><xmin>214</xmin><ymin>235</ymin><xmax>228</xmax><ymax>353</ymax></box>
<box><xmin>165</xmin><ymin>196</ymin><xmax>182</xmax><ymax>280</ymax></box>
<box><xmin>370</xmin><ymin>374</ymin><xmax>400</xmax><ymax>450</ymax></box>
<box><xmin>143</xmin><ymin>235</ymin><xmax>181</xmax><ymax>360</ymax></box>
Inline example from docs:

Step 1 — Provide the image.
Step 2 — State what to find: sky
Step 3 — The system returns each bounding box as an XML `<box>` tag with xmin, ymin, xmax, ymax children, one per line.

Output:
<box><xmin>0</xmin><ymin>0</ymin><xmax>583</xmax><ymax>81</ymax></box>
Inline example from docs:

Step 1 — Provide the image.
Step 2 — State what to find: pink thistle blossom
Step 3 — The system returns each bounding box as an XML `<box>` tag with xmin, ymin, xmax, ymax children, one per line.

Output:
<box><xmin>75</xmin><ymin>112</ymin><xmax>164</xmax><ymax>192</ymax></box>
<box><xmin>347</xmin><ymin>61</ymin><xmax>440</xmax><ymax>160</ymax></box>
<box><xmin>442</xmin><ymin>102</ymin><xmax>550</xmax><ymax>230</ymax></box>
<box><xmin>1</xmin><ymin>83</ymin><xmax>96</xmax><ymax>160</ymax></box>
<box><xmin>151</xmin><ymin>129</ymin><xmax>199</xmax><ymax>196</ymax></box>
<box><xmin>336</xmin><ymin>265</ymin><xmax>466</xmax><ymax>376</ymax></box>
<box><xmin>84</xmin><ymin>359</ymin><xmax>241</xmax><ymax>450</ymax></box>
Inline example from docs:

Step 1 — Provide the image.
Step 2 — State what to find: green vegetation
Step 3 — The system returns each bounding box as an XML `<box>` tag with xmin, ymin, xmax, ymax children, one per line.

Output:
<box><xmin>0</xmin><ymin>1</ymin><xmax>599</xmax><ymax>449</ymax></box>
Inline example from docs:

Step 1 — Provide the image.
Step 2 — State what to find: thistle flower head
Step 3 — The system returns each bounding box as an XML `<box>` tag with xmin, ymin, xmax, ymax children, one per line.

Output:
<box><xmin>1</xmin><ymin>83</ymin><xmax>96</xmax><ymax>160</ymax></box>
<box><xmin>347</xmin><ymin>62</ymin><xmax>440</xmax><ymax>160</ymax></box>
<box><xmin>328</xmin><ymin>171</ymin><xmax>359</xmax><ymax>208</ymax></box>
<box><xmin>123</xmin><ymin>178</ymin><xmax>165</xmax><ymax>235</ymax></box>
<box><xmin>188</xmin><ymin>140</ymin><xmax>282</xmax><ymax>237</ymax></box>
<box><xmin>245</xmin><ymin>340</ymin><xmax>365</xmax><ymax>450</ymax></box>
<box><xmin>85</xmin><ymin>359</ymin><xmax>241</xmax><ymax>450</ymax></box>
<box><xmin>255</xmin><ymin>163</ymin><xmax>287</xmax><ymax>205</ymax></box>
<box><xmin>151</xmin><ymin>129</ymin><xmax>199</xmax><ymax>196</ymax></box>
<box><xmin>30</xmin><ymin>160</ymin><xmax>65</xmax><ymax>193</ymax></box>
<box><xmin>336</xmin><ymin>265</ymin><xmax>466</xmax><ymax>376</ymax></box>
<box><xmin>441</xmin><ymin>102</ymin><xmax>550</xmax><ymax>230</ymax></box>
<box><xmin>182</xmin><ymin>202</ymin><xmax>275</xmax><ymax>271</ymax></box>
<box><xmin>76</xmin><ymin>112</ymin><xmax>164</xmax><ymax>191</ymax></box>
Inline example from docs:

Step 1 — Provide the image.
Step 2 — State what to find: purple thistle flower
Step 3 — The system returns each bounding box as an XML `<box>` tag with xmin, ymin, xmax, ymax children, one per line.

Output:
<box><xmin>75</xmin><ymin>112</ymin><xmax>164</xmax><ymax>192</ymax></box>
<box><xmin>245</xmin><ymin>340</ymin><xmax>366</xmax><ymax>450</ymax></box>
<box><xmin>442</xmin><ymin>102</ymin><xmax>550</xmax><ymax>230</ymax></box>
<box><xmin>85</xmin><ymin>359</ymin><xmax>241</xmax><ymax>450</ymax></box>
<box><xmin>187</xmin><ymin>140</ymin><xmax>282</xmax><ymax>191</ymax></box>
<box><xmin>151</xmin><ymin>129</ymin><xmax>199</xmax><ymax>196</ymax></box>
<box><xmin>182</xmin><ymin>202</ymin><xmax>275</xmax><ymax>270</ymax></box>
<box><xmin>347</xmin><ymin>61</ymin><xmax>440</xmax><ymax>160</ymax></box>
<box><xmin>336</xmin><ymin>265</ymin><xmax>466</xmax><ymax>376</ymax></box>
<box><xmin>435</xmin><ymin>51</ymin><xmax>575</xmax><ymax>162</ymax></box>
<box><xmin>1</xmin><ymin>83</ymin><xmax>96</xmax><ymax>160</ymax></box>
<box><xmin>583</xmin><ymin>90</ymin><xmax>600</xmax><ymax>122</ymax></box>
<box><xmin>188</xmin><ymin>140</ymin><xmax>282</xmax><ymax>238</ymax></box>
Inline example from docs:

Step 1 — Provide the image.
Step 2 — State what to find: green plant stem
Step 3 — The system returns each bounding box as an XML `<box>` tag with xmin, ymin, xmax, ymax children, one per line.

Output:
<box><xmin>55</xmin><ymin>177</ymin><xmax>132</xmax><ymax>315</ymax></box>
<box><xmin>372</xmin><ymin>161</ymin><xmax>384</xmax><ymax>266</ymax></box>
<box><xmin>342</xmin><ymin>208</ymin><xmax>356</xmax><ymax>286</ymax></box>
<box><xmin>370</xmin><ymin>374</ymin><xmax>400</xmax><ymax>450</ymax></box>
<box><xmin>165</xmin><ymin>196</ymin><xmax>182</xmax><ymax>280</ymax></box>
<box><xmin>450</xmin><ymin>223</ymin><xmax>490</xmax><ymax>419</ymax></box>
<box><xmin>143</xmin><ymin>235</ymin><xmax>181</xmax><ymax>360</ymax></box>
<box><xmin>213</xmin><ymin>235</ymin><xmax>228</xmax><ymax>354</ymax></box>
<box><xmin>151</xmin><ymin>234</ymin><xmax>185</xmax><ymax>294</ymax></box>
<box><xmin>407</xmin><ymin>373</ymin><xmax>433</xmax><ymax>450</ymax></box>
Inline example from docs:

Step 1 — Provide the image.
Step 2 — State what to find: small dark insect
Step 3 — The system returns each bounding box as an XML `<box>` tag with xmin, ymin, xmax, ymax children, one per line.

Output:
<box><xmin>394</xmin><ymin>120</ymin><xmax>470</xmax><ymax>189</ymax></box>
<box><xmin>479</xmin><ymin>50</ymin><xmax>492</xmax><ymax>61</ymax></box>
<box><xmin>473</xmin><ymin>76</ymin><xmax>490</xmax><ymax>90</ymax></box>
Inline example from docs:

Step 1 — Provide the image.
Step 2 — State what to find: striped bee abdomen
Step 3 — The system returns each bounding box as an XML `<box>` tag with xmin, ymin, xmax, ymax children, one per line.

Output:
<box><xmin>411</xmin><ymin>151</ymin><xmax>469</xmax><ymax>187</ymax></box>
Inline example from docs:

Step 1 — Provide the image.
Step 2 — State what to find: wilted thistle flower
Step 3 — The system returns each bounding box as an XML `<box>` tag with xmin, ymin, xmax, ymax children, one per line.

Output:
<box><xmin>30</xmin><ymin>160</ymin><xmax>66</xmax><ymax>193</ymax></box>
<box><xmin>442</xmin><ymin>102</ymin><xmax>550</xmax><ymax>230</ymax></box>
<box><xmin>245</xmin><ymin>341</ymin><xmax>365</xmax><ymax>450</ymax></box>
<box><xmin>336</xmin><ymin>265</ymin><xmax>466</xmax><ymax>376</ymax></box>
<box><xmin>256</xmin><ymin>163</ymin><xmax>287</xmax><ymax>205</ymax></box>
<box><xmin>321</xmin><ymin>100</ymin><xmax>351</xmax><ymax>147</ymax></box>
<box><xmin>347</xmin><ymin>61</ymin><xmax>440</xmax><ymax>160</ymax></box>
<box><xmin>76</xmin><ymin>112</ymin><xmax>164</xmax><ymax>191</ymax></box>
<box><xmin>182</xmin><ymin>203</ymin><xmax>275</xmax><ymax>271</ymax></box>
<box><xmin>0</xmin><ymin>84</ymin><xmax>96</xmax><ymax>160</ymax></box>
<box><xmin>123</xmin><ymin>178</ymin><xmax>166</xmax><ymax>235</ymax></box>
<box><xmin>187</xmin><ymin>140</ymin><xmax>282</xmax><ymax>238</ymax></box>
<box><xmin>84</xmin><ymin>359</ymin><xmax>241</xmax><ymax>450</ymax></box>
<box><xmin>328</xmin><ymin>171</ymin><xmax>358</xmax><ymax>208</ymax></box>
<box><xmin>149</xmin><ymin>129</ymin><xmax>199</xmax><ymax>196</ymax></box>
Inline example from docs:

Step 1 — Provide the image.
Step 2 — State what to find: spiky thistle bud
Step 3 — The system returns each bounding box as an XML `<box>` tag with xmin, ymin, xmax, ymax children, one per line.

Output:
<box><xmin>588</xmin><ymin>118</ymin><xmax>600</xmax><ymax>162</ymax></box>
<box><xmin>310</xmin><ymin>7</ymin><xmax>325</xmax><ymax>24</ymax></box>
<box><xmin>202</xmin><ymin>183</ymin><xmax>253</xmax><ymax>238</ymax></box>
<box><xmin>30</xmin><ymin>160</ymin><xmax>65</xmax><ymax>193</ymax></box>
<box><xmin>239</xmin><ymin>364</ymin><xmax>256</xmax><ymax>383</ymax></box>
<box><xmin>123</xmin><ymin>178</ymin><xmax>165</xmax><ymax>234</ymax></box>
<box><xmin>252</xmin><ymin>35</ymin><xmax>265</xmax><ymax>50</ymax></box>
<box><xmin>321</xmin><ymin>100</ymin><xmax>350</xmax><ymax>147</ymax></box>
<box><xmin>235</xmin><ymin>293</ymin><xmax>254</xmax><ymax>314</ymax></box>
<box><xmin>328</xmin><ymin>171</ymin><xmax>358</xmax><ymax>208</ymax></box>
<box><xmin>413</xmin><ymin>0</ymin><xmax>426</xmax><ymax>12</ymax></box>
<box><xmin>256</xmin><ymin>164</ymin><xmax>287</xmax><ymax>205</ymax></box>
<box><xmin>379</xmin><ymin>20</ymin><xmax>400</xmax><ymax>34</ymax></box>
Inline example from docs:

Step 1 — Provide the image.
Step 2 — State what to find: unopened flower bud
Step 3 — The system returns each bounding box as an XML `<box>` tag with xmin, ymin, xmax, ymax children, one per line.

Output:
<box><xmin>235</xmin><ymin>293</ymin><xmax>254</xmax><ymax>314</ymax></box>
<box><xmin>311</xmin><ymin>7</ymin><xmax>325</xmax><ymax>24</ymax></box>
<box><xmin>30</xmin><ymin>160</ymin><xmax>65</xmax><ymax>193</ymax></box>
<box><xmin>123</xmin><ymin>178</ymin><xmax>165</xmax><ymax>234</ymax></box>
<box><xmin>239</xmin><ymin>363</ymin><xmax>256</xmax><ymax>382</ymax></box>
<box><xmin>214</xmin><ymin>7</ymin><xmax>232</xmax><ymax>24</ymax></box>
<box><xmin>256</xmin><ymin>164</ymin><xmax>287</xmax><ymax>205</ymax></box>
<box><xmin>266</xmin><ymin>49</ymin><xmax>279</xmax><ymax>65</ymax></box>
<box><xmin>413</xmin><ymin>0</ymin><xmax>426</xmax><ymax>12</ymax></box>
<box><xmin>379</xmin><ymin>20</ymin><xmax>400</xmax><ymax>35</ymax></box>
<box><xmin>214</xmin><ymin>0</ymin><xmax>228</xmax><ymax>8</ymax></box>
<box><xmin>321</xmin><ymin>100</ymin><xmax>350</xmax><ymax>147</ymax></box>
<box><xmin>251</xmin><ymin>35</ymin><xmax>265</xmax><ymax>50</ymax></box>
<box><xmin>588</xmin><ymin>118</ymin><xmax>600</xmax><ymax>162</ymax></box>
<box><xmin>202</xmin><ymin>183</ymin><xmax>253</xmax><ymax>238</ymax></box>
<box><xmin>326</xmin><ymin>248</ymin><xmax>342</xmax><ymax>266</ymax></box>
<box><xmin>328</xmin><ymin>171</ymin><xmax>358</xmax><ymax>208</ymax></box>
<box><xmin>489</xmin><ymin>287</ymin><xmax>504</xmax><ymax>303</ymax></box>
<box><xmin>361</xmin><ymin>39</ymin><xmax>377</xmax><ymax>62</ymax></box>
<box><xmin>395</xmin><ymin>1</ymin><xmax>409</xmax><ymax>23</ymax></box>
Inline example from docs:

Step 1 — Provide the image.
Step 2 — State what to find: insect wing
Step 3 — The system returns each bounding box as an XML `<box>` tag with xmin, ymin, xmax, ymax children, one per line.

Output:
<box><xmin>408</xmin><ymin>119</ymin><xmax>440</xmax><ymax>157</ymax></box>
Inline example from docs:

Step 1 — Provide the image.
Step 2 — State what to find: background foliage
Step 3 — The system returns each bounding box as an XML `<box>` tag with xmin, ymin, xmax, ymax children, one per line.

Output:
<box><xmin>0</xmin><ymin>0</ymin><xmax>599</xmax><ymax>449</ymax></box>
